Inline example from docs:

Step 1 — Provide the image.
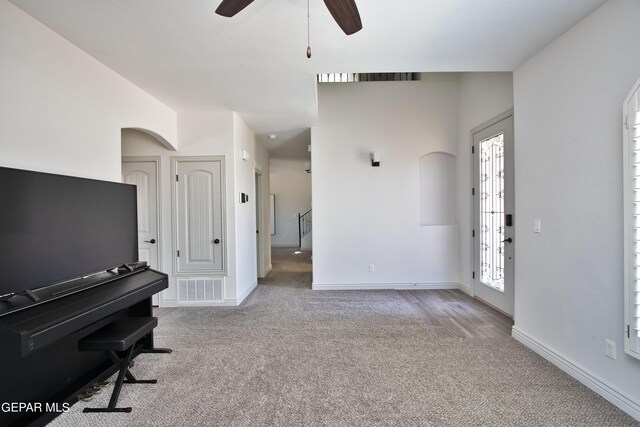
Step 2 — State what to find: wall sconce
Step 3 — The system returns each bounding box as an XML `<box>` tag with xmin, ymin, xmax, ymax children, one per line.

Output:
<box><xmin>304</xmin><ymin>162</ymin><xmax>311</xmax><ymax>173</ymax></box>
<box><xmin>371</xmin><ymin>152</ymin><xmax>381</xmax><ymax>167</ymax></box>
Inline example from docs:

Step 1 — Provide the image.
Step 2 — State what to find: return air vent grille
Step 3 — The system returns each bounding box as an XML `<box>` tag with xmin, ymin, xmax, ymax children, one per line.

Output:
<box><xmin>177</xmin><ymin>278</ymin><xmax>224</xmax><ymax>302</ymax></box>
<box><xmin>317</xmin><ymin>73</ymin><xmax>421</xmax><ymax>83</ymax></box>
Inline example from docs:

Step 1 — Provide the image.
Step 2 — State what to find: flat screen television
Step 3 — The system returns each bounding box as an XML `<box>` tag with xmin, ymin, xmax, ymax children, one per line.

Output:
<box><xmin>0</xmin><ymin>166</ymin><xmax>138</xmax><ymax>299</ymax></box>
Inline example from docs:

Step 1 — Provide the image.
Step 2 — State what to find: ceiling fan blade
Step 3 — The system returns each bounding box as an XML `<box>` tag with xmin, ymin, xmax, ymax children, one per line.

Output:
<box><xmin>215</xmin><ymin>0</ymin><xmax>255</xmax><ymax>17</ymax></box>
<box><xmin>323</xmin><ymin>0</ymin><xmax>363</xmax><ymax>35</ymax></box>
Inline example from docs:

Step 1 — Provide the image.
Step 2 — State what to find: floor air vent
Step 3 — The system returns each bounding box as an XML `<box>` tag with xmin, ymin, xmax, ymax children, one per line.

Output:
<box><xmin>177</xmin><ymin>278</ymin><xmax>224</xmax><ymax>303</ymax></box>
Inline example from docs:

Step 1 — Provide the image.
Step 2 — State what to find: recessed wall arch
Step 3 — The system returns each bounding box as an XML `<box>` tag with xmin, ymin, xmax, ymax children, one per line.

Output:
<box><xmin>123</xmin><ymin>127</ymin><xmax>177</xmax><ymax>151</ymax></box>
<box><xmin>419</xmin><ymin>151</ymin><xmax>456</xmax><ymax>226</ymax></box>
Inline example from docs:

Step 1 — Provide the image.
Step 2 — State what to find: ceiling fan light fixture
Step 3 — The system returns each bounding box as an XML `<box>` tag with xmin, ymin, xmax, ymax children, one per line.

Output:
<box><xmin>215</xmin><ymin>0</ymin><xmax>362</xmax><ymax>35</ymax></box>
<box><xmin>215</xmin><ymin>0</ymin><xmax>255</xmax><ymax>17</ymax></box>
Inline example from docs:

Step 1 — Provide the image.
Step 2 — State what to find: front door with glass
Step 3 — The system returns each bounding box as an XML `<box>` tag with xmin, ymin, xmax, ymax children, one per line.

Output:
<box><xmin>473</xmin><ymin>113</ymin><xmax>515</xmax><ymax>317</ymax></box>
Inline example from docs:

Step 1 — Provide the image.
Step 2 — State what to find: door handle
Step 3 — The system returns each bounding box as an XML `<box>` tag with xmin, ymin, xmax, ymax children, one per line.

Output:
<box><xmin>501</xmin><ymin>237</ymin><xmax>512</xmax><ymax>243</ymax></box>
<box><xmin>213</xmin><ymin>239</ymin><xmax>220</xmax><ymax>244</ymax></box>
<box><xmin>144</xmin><ymin>239</ymin><xmax>156</xmax><ymax>244</ymax></box>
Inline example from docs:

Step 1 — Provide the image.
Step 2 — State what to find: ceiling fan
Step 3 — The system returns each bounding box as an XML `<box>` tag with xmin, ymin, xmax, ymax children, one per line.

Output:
<box><xmin>215</xmin><ymin>0</ymin><xmax>363</xmax><ymax>35</ymax></box>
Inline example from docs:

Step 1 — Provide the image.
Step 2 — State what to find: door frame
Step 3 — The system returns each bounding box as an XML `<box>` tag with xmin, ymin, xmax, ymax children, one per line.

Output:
<box><xmin>122</xmin><ymin>156</ymin><xmax>163</xmax><ymax>305</ymax></box>
<box><xmin>171</xmin><ymin>155</ymin><xmax>227</xmax><ymax>276</ymax></box>
<box><xmin>470</xmin><ymin>109</ymin><xmax>515</xmax><ymax>317</ymax></box>
<box><xmin>255</xmin><ymin>169</ymin><xmax>264</xmax><ymax>278</ymax></box>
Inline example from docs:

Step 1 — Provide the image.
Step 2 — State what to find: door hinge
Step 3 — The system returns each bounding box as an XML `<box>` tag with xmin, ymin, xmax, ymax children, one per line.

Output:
<box><xmin>472</xmin><ymin>188</ymin><xmax>475</xmax><ymax>196</ymax></box>
<box><xmin>472</xmin><ymin>229</ymin><xmax>475</xmax><ymax>238</ymax></box>
<box><xmin>472</xmin><ymin>146</ymin><xmax>475</xmax><ymax>154</ymax></box>
<box><xmin>176</xmin><ymin>175</ymin><xmax>179</xmax><ymax>182</ymax></box>
<box><xmin>625</xmin><ymin>115</ymin><xmax>630</xmax><ymax>130</ymax></box>
<box><xmin>627</xmin><ymin>324</ymin><xmax>631</xmax><ymax>338</ymax></box>
<box><xmin>177</xmin><ymin>250</ymin><xmax>180</xmax><ymax>257</ymax></box>
<box><xmin>472</xmin><ymin>271</ymin><xmax>475</xmax><ymax>279</ymax></box>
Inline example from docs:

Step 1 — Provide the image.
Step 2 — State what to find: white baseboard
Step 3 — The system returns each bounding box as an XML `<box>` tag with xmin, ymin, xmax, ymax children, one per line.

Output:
<box><xmin>512</xmin><ymin>327</ymin><xmax>640</xmax><ymax>421</ymax></box>
<box><xmin>271</xmin><ymin>244</ymin><xmax>298</xmax><ymax>248</ymax></box>
<box><xmin>264</xmin><ymin>264</ymin><xmax>273</xmax><ymax>275</ymax></box>
<box><xmin>161</xmin><ymin>300</ymin><xmax>238</xmax><ymax>307</ymax></box>
<box><xmin>312</xmin><ymin>282</ymin><xmax>459</xmax><ymax>291</ymax></box>
<box><xmin>458</xmin><ymin>281</ymin><xmax>473</xmax><ymax>296</ymax></box>
<box><xmin>236</xmin><ymin>280</ymin><xmax>258</xmax><ymax>305</ymax></box>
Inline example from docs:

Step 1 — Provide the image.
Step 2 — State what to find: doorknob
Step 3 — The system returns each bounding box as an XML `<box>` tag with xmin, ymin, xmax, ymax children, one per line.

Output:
<box><xmin>144</xmin><ymin>239</ymin><xmax>156</xmax><ymax>244</ymax></box>
<box><xmin>501</xmin><ymin>237</ymin><xmax>512</xmax><ymax>243</ymax></box>
<box><xmin>213</xmin><ymin>239</ymin><xmax>220</xmax><ymax>244</ymax></box>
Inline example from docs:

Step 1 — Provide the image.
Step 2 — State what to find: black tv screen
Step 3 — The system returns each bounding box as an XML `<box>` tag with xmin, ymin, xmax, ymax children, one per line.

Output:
<box><xmin>0</xmin><ymin>167</ymin><xmax>138</xmax><ymax>297</ymax></box>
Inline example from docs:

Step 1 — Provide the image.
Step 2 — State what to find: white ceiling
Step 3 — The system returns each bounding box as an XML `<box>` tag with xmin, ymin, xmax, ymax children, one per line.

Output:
<box><xmin>11</xmin><ymin>0</ymin><xmax>606</xmax><ymax>151</ymax></box>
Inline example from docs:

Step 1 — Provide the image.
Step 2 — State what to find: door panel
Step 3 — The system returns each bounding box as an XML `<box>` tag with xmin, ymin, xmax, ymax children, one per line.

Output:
<box><xmin>473</xmin><ymin>114</ymin><xmax>515</xmax><ymax>316</ymax></box>
<box><xmin>175</xmin><ymin>159</ymin><xmax>224</xmax><ymax>274</ymax></box>
<box><xmin>122</xmin><ymin>160</ymin><xmax>160</xmax><ymax>305</ymax></box>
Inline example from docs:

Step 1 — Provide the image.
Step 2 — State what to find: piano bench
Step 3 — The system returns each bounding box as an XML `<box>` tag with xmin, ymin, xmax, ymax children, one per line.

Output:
<box><xmin>78</xmin><ymin>316</ymin><xmax>158</xmax><ymax>414</ymax></box>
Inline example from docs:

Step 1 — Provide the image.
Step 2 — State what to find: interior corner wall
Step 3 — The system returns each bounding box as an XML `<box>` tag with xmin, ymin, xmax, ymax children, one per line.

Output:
<box><xmin>269</xmin><ymin>158</ymin><xmax>312</xmax><ymax>248</ymax></box>
<box><xmin>312</xmin><ymin>75</ymin><xmax>460</xmax><ymax>289</ymax></box>
<box><xmin>121</xmin><ymin>111</ymin><xmax>239</xmax><ymax>305</ymax></box>
<box><xmin>513</xmin><ymin>0</ymin><xmax>640</xmax><ymax>417</ymax></box>
<box><xmin>456</xmin><ymin>73</ymin><xmax>514</xmax><ymax>295</ymax></box>
<box><xmin>0</xmin><ymin>0</ymin><xmax>177</xmax><ymax>181</ymax></box>
<box><xmin>233</xmin><ymin>113</ymin><xmax>258</xmax><ymax>302</ymax></box>
<box><xmin>254</xmin><ymin>140</ymin><xmax>272</xmax><ymax>276</ymax></box>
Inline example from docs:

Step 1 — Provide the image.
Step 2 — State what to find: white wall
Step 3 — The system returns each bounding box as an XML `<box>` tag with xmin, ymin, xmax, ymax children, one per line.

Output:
<box><xmin>456</xmin><ymin>73</ymin><xmax>514</xmax><ymax>294</ymax></box>
<box><xmin>122</xmin><ymin>112</ymin><xmax>240</xmax><ymax>304</ymax></box>
<box><xmin>233</xmin><ymin>113</ymin><xmax>259</xmax><ymax>301</ymax></box>
<box><xmin>513</xmin><ymin>0</ymin><xmax>640</xmax><ymax>418</ymax></box>
<box><xmin>0</xmin><ymin>0</ymin><xmax>177</xmax><ymax>181</ymax></box>
<box><xmin>312</xmin><ymin>75</ymin><xmax>460</xmax><ymax>289</ymax></box>
<box><xmin>270</xmin><ymin>158</ymin><xmax>312</xmax><ymax>248</ymax></box>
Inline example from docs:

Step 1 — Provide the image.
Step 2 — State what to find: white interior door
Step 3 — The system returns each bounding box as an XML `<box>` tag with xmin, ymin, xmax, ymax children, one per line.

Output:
<box><xmin>473</xmin><ymin>113</ymin><xmax>515</xmax><ymax>316</ymax></box>
<box><xmin>122</xmin><ymin>159</ymin><xmax>160</xmax><ymax>305</ymax></box>
<box><xmin>174</xmin><ymin>158</ymin><xmax>225</xmax><ymax>274</ymax></box>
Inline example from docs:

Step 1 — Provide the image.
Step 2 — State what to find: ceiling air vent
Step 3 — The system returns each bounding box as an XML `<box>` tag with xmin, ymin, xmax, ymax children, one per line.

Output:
<box><xmin>317</xmin><ymin>73</ymin><xmax>421</xmax><ymax>83</ymax></box>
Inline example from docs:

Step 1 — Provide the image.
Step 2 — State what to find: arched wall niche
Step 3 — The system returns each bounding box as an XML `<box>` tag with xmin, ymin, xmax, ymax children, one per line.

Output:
<box><xmin>122</xmin><ymin>127</ymin><xmax>177</xmax><ymax>151</ymax></box>
<box><xmin>419</xmin><ymin>151</ymin><xmax>456</xmax><ymax>226</ymax></box>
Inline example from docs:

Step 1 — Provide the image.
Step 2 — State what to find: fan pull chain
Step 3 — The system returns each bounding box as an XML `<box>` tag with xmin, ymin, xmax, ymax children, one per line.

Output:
<box><xmin>306</xmin><ymin>0</ymin><xmax>312</xmax><ymax>58</ymax></box>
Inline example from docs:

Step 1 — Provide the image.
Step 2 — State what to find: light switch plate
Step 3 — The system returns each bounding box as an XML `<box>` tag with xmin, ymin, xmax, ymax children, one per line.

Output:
<box><xmin>534</xmin><ymin>219</ymin><xmax>541</xmax><ymax>233</ymax></box>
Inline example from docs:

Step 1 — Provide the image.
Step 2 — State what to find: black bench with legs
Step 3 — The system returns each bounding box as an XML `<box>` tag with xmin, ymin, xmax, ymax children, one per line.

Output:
<box><xmin>78</xmin><ymin>316</ymin><xmax>159</xmax><ymax>413</ymax></box>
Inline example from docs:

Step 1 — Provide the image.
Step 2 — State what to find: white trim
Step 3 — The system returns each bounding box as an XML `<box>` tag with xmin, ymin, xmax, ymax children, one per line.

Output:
<box><xmin>512</xmin><ymin>327</ymin><xmax>640</xmax><ymax>421</ymax></box>
<box><xmin>312</xmin><ymin>282</ymin><xmax>459</xmax><ymax>291</ymax></box>
<box><xmin>264</xmin><ymin>264</ymin><xmax>273</xmax><ymax>275</ymax></box>
<box><xmin>458</xmin><ymin>281</ymin><xmax>473</xmax><ymax>296</ymax></box>
<box><xmin>237</xmin><ymin>280</ymin><xmax>258</xmax><ymax>304</ymax></box>
<box><xmin>161</xmin><ymin>300</ymin><xmax>238</xmax><ymax>307</ymax></box>
<box><xmin>623</xmin><ymin>76</ymin><xmax>640</xmax><ymax>359</ymax></box>
<box><xmin>271</xmin><ymin>243</ymin><xmax>300</xmax><ymax>248</ymax></box>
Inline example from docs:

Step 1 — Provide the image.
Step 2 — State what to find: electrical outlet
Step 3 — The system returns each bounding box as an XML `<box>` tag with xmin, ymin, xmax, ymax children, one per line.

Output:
<box><xmin>369</xmin><ymin>264</ymin><xmax>375</xmax><ymax>272</ymax></box>
<box><xmin>605</xmin><ymin>339</ymin><xmax>616</xmax><ymax>360</ymax></box>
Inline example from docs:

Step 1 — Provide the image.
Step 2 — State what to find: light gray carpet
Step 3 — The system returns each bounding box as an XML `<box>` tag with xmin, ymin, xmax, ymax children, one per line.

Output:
<box><xmin>51</xmin><ymin>248</ymin><xmax>638</xmax><ymax>426</ymax></box>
